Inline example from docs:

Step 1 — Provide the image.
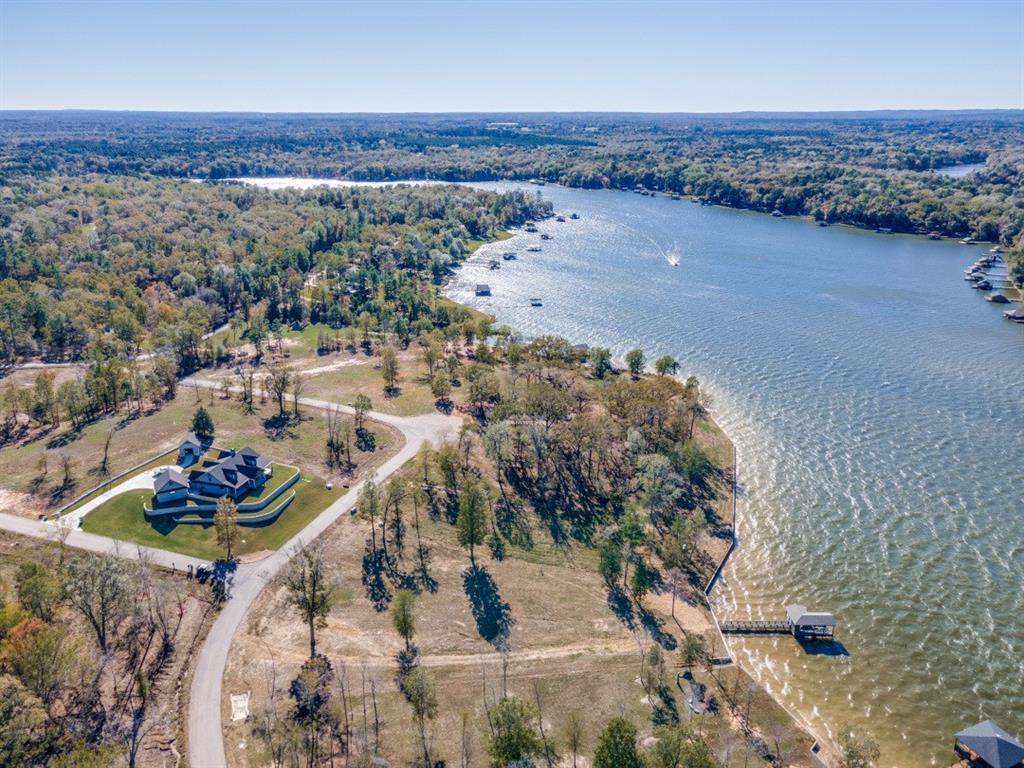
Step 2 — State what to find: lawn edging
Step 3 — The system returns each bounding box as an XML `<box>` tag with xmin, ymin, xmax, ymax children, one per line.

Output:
<box><xmin>143</xmin><ymin>467</ymin><xmax>301</xmax><ymax>520</ymax></box>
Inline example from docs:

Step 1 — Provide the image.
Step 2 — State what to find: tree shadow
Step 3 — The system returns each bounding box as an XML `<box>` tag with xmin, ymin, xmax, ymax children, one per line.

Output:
<box><xmin>262</xmin><ymin>414</ymin><xmax>296</xmax><ymax>441</ymax></box>
<box><xmin>652</xmin><ymin>685</ymin><xmax>680</xmax><ymax>726</ymax></box>
<box><xmin>434</xmin><ymin>398</ymin><xmax>453</xmax><ymax>414</ymax></box>
<box><xmin>639</xmin><ymin>605</ymin><xmax>677</xmax><ymax>651</ymax></box>
<box><xmin>197</xmin><ymin>559</ymin><xmax>237</xmax><ymax>604</ymax></box>
<box><xmin>384</xmin><ymin>385</ymin><xmax>401</xmax><ymax>399</ymax></box>
<box><xmin>355</xmin><ymin>428</ymin><xmax>376</xmax><ymax>453</ymax></box>
<box><xmin>606</xmin><ymin>583</ymin><xmax>635</xmax><ymax>631</ymax></box>
<box><xmin>463</xmin><ymin>564</ymin><xmax>514</xmax><ymax>649</ymax></box>
<box><xmin>361</xmin><ymin>544</ymin><xmax>392</xmax><ymax>612</ymax></box>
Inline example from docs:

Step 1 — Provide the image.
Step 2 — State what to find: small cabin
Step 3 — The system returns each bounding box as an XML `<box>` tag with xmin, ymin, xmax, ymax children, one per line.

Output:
<box><xmin>475</xmin><ymin>284</ymin><xmax>491</xmax><ymax>297</ymax></box>
<box><xmin>954</xmin><ymin>720</ymin><xmax>1024</xmax><ymax>768</ymax></box>
<box><xmin>785</xmin><ymin>604</ymin><xmax>836</xmax><ymax>638</ymax></box>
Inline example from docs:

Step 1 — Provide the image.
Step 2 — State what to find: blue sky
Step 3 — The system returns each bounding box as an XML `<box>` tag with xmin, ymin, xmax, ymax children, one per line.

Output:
<box><xmin>2</xmin><ymin>0</ymin><xmax>1022</xmax><ymax>112</ymax></box>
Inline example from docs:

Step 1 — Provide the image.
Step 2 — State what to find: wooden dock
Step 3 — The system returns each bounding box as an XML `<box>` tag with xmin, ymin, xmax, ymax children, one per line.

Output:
<box><xmin>719</xmin><ymin>620</ymin><xmax>792</xmax><ymax>635</ymax></box>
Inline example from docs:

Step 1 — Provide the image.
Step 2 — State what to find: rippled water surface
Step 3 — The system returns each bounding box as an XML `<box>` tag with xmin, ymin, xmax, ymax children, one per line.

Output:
<box><xmin>444</xmin><ymin>183</ymin><xmax>1023</xmax><ymax>767</ymax></box>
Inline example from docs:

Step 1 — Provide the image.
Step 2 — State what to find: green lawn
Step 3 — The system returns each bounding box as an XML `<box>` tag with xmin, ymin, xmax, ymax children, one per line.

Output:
<box><xmin>81</xmin><ymin>473</ymin><xmax>342</xmax><ymax>561</ymax></box>
<box><xmin>60</xmin><ymin>449</ymin><xmax>178</xmax><ymax>516</ymax></box>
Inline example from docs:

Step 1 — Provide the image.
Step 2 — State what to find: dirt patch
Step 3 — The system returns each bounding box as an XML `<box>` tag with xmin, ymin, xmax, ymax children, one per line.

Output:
<box><xmin>0</xmin><ymin>487</ymin><xmax>47</xmax><ymax>519</ymax></box>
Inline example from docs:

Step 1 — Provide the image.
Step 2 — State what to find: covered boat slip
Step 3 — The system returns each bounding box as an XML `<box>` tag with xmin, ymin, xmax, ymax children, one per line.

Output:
<box><xmin>953</xmin><ymin>720</ymin><xmax>1024</xmax><ymax>768</ymax></box>
<box><xmin>719</xmin><ymin>604</ymin><xmax>837</xmax><ymax>637</ymax></box>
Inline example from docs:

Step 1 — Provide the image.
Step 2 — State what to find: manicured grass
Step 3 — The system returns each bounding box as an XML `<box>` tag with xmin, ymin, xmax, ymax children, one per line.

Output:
<box><xmin>0</xmin><ymin>391</ymin><xmax>395</xmax><ymax>511</ymax></box>
<box><xmin>81</xmin><ymin>474</ymin><xmax>342</xmax><ymax>560</ymax></box>
<box><xmin>60</xmin><ymin>449</ymin><xmax>178</xmax><ymax>516</ymax></box>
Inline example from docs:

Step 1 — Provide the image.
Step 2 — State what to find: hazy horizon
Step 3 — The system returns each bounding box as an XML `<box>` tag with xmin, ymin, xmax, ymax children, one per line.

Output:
<box><xmin>2</xmin><ymin>0</ymin><xmax>1021</xmax><ymax>113</ymax></box>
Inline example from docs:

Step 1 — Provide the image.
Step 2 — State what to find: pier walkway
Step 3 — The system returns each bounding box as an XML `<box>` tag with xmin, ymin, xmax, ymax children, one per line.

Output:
<box><xmin>719</xmin><ymin>620</ymin><xmax>792</xmax><ymax>635</ymax></box>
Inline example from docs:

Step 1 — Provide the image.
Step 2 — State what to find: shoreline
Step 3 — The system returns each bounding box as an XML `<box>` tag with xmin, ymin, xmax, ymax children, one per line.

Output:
<box><xmin>449</xmin><ymin>230</ymin><xmax>828</xmax><ymax>762</ymax></box>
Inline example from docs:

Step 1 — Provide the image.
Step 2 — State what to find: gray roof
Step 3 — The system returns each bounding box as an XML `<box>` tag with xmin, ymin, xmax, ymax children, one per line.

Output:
<box><xmin>154</xmin><ymin>467</ymin><xmax>189</xmax><ymax>493</ymax></box>
<box><xmin>189</xmin><ymin>448</ymin><xmax>268</xmax><ymax>491</ymax></box>
<box><xmin>786</xmin><ymin>604</ymin><xmax>836</xmax><ymax>627</ymax></box>
<box><xmin>180</xmin><ymin>432</ymin><xmax>202</xmax><ymax>449</ymax></box>
<box><xmin>956</xmin><ymin>720</ymin><xmax>1024</xmax><ymax>768</ymax></box>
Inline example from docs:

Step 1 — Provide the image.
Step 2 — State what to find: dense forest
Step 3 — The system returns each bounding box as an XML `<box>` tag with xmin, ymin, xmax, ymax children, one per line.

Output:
<box><xmin>0</xmin><ymin>175</ymin><xmax>549</xmax><ymax>367</ymax></box>
<box><xmin>3</xmin><ymin>111</ymin><xmax>1022</xmax><ymax>287</ymax></box>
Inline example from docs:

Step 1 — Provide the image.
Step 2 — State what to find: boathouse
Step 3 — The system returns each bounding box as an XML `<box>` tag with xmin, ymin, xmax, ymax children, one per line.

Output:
<box><xmin>785</xmin><ymin>604</ymin><xmax>836</xmax><ymax>638</ymax></box>
<box><xmin>954</xmin><ymin>720</ymin><xmax>1024</xmax><ymax>768</ymax></box>
<box><xmin>475</xmin><ymin>284</ymin><xmax>491</xmax><ymax>296</ymax></box>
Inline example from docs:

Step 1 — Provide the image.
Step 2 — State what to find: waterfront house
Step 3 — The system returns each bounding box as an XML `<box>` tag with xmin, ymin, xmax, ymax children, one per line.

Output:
<box><xmin>188</xmin><ymin>447</ymin><xmax>271</xmax><ymax>500</ymax></box>
<box><xmin>785</xmin><ymin>604</ymin><xmax>837</xmax><ymax>638</ymax></box>
<box><xmin>954</xmin><ymin>720</ymin><xmax>1024</xmax><ymax>768</ymax></box>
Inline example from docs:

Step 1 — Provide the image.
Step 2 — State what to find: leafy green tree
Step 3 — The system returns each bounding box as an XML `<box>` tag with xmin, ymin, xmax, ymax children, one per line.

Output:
<box><xmin>645</xmin><ymin>724</ymin><xmax>717</xmax><ymax>768</ymax></box>
<box><xmin>625</xmin><ymin>349</ymin><xmax>646</xmax><ymax>378</ymax></box>
<box><xmin>430</xmin><ymin>371</ymin><xmax>452</xmax><ymax>403</ymax></box>
<box><xmin>456</xmin><ymin>480</ymin><xmax>488</xmax><ymax>565</ymax></box>
<box><xmin>381</xmin><ymin>346</ymin><xmax>400</xmax><ymax>392</ymax></box>
<box><xmin>14</xmin><ymin>562</ymin><xmax>61</xmax><ymax>622</ymax></box>
<box><xmin>593</xmin><ymin>717</ymin><xmax>643</xmax><ymax>768</ymax></box>
<box><xmin>7</xmin><ymin>623</ymin><xmax>78</xmax><ymax>709</ymax></box>
<box><xmin>191</xmin><ymin>405</ymin><xmax>214</xmax><ymax>439</ymax></box>
<box><xmin>654</xmin><ymin>355</ymin><xmax>679</xmax><ymax>376</ymax></box>
<box><xmin>837</xmin><ymin>724</ymin><xmax>880</xmax><ymax>768</ymax></box>
<box><xmin>598</xmin><ymin>540</ymin><xmax>622</xmax><ymax>586</ymax></box>
<box><xmin>588</xmin><ymin>347</ymin><xmax>613</xmax><ymax>379</ymax></box>
<box><xmin>353</xmin><ymin>393</ymin><xmax>372</xmax><ymax>432</ymax></box>
<box><xmin>390</xmin><ymin>589</ymin><xmax>416</xmax><ymax>651</ymax></box>
<box><xmin>678</xmin><ymin>632</ymin><xmax>707</xmax><ymax>669</ymax></box>
<box><xmin>487</xmin><ymin>696</ymin><xmax>543</xmax><ymax>768</ymax></box>
<box><xmin>405</xmin><ymin>667</ymin><xmax>438</xmax><ymax>767</ymax></box>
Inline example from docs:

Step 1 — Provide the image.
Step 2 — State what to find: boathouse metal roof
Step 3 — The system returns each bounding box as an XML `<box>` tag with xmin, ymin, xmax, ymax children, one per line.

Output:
<box><xmin>955</xmin><ymin>720</ymin><xmax>1024</xmax><ymax>768</ymax></box>
<box><xmin>785</xmin><ymin>604</ymin><xmax>836</xmax><ymax>627</ymax></box>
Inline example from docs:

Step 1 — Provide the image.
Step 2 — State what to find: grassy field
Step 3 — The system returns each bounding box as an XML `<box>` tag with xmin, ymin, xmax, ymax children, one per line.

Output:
<box><xmin>224</xmin><ymin>434</ymin><xmax>813</xmax><ymax>768</ymax></box>
<box><xmin>0</xmin><ymin>387</ymin><xmax>399</xmax><ymax>513</ymax></box>
<box><xmin>81</xmin><ymin>473</ymin><xmax>340</xmax><ymax>561</ymax></box>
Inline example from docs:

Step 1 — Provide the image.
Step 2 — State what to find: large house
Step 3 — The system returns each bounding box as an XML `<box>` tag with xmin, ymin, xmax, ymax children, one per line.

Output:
<box><xmin>153</xmin><ymin>438</ymin><xmax>272</xmax><ymax>505</ymax></box>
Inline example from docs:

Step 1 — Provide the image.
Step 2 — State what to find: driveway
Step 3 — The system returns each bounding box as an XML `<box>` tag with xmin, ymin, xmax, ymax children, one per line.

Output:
<box><xmin>57</xmin><ymin>464</ymin><xmax>173</xmax><ymax>530</ymax></box>
<box><xmin>184</xmin><ymin>380</ymin><xmax>460</xmax><ymax>768</ymax></box>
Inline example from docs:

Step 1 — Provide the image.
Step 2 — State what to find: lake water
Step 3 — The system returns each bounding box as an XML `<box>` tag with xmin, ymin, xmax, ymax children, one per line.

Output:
<box><xmin>238</xmin><ymin>177</ymin><xmax>1022</xmax><ymax>766</ymax></box>
<box><xmin>934</xmin><ymin>162</ymin><xmax>985</xmax><ymax>177</ymax></box>
<box><xmin>444</xmin><ymin>183</ymin><xmax>1023</xmax><ymax>767</ymax></box>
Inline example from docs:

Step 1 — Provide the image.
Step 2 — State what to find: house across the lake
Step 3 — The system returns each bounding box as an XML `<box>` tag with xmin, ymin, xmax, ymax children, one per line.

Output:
<box><xmin>154</xmin><ymin>438</ymin><xmax>272</xmax><ymax>504</ymax></box>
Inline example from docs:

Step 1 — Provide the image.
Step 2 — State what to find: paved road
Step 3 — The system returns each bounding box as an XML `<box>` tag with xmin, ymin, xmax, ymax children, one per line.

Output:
<box><xmin>185</xmin><ymin>380</ymin><xmax>460</xmax><ymax>768</ymax></box>
<box><xmin>0</xmin><ymin>371</ymin><xmax>459</xmax><ymax>767</ymax></box>
<box><xmin>0</xmin><ymin>511</ymin><xmax>209</xmax><ymax>572</ymax></box>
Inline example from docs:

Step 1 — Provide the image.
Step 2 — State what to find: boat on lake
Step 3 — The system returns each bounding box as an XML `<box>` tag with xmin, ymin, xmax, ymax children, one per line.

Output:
<box><xmin>527</xmin><ymin>245</ymin><xmax>541</xmax><ymax>252</ymax></box>
<box><xmin>502</xmin><ymin>252</ymin><xmax>517</xmax><ymax>261</ymax></box>
<box><xmin>488</xmin><ymin>260</ymin><xmax>500</xmax><ymax>270</ymax></box>
<box><xmin>541</xmin><ymin>233</ymin><xmax>552</xmax><ymax>240</ymax></box>
<box><xmin>555</xmin><ymin>215</ymin><xmax>566</xmax><ymax>222</ymax></box>
<box><xmin>529</xmin><ymin>297</ymin><xmax>543</xmax><ymax>307</ymax></box>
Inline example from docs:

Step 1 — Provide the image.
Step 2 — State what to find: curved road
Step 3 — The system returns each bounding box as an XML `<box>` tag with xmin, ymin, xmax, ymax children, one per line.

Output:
<box><xmin>185</xmin><ymin>380</ymin><xmax>461</xmax><ymax>768</ymax></box>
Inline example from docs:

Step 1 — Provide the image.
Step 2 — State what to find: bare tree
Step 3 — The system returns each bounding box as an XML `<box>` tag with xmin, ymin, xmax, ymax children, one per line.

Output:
<box><xmin>99</xmin><ymin>427</ymin><xmax>115</xmax><ymax>476</ymax></box>
<box><xmin>266</xmin><ymin>363</ymin><xmax>292</xmax><ymax>418</ymax></box>
<box><xmin>281</xmin><ymin>539</ymin><xmax>339</xmax><ymax>658</ymax></box>
<box><xmin>64</xmin><ymin>552</ymin><xmax>133</xmax><ymax>654</ymax></box>
<box><xmin>214</xmin><ymin>496</ymin><xmax>239</xmax><ymax>562</ymax></box>
<box><xmin>290</xmin><ymin>371</ymin><xmax>306</xmax><ymax>418</ymax></box>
